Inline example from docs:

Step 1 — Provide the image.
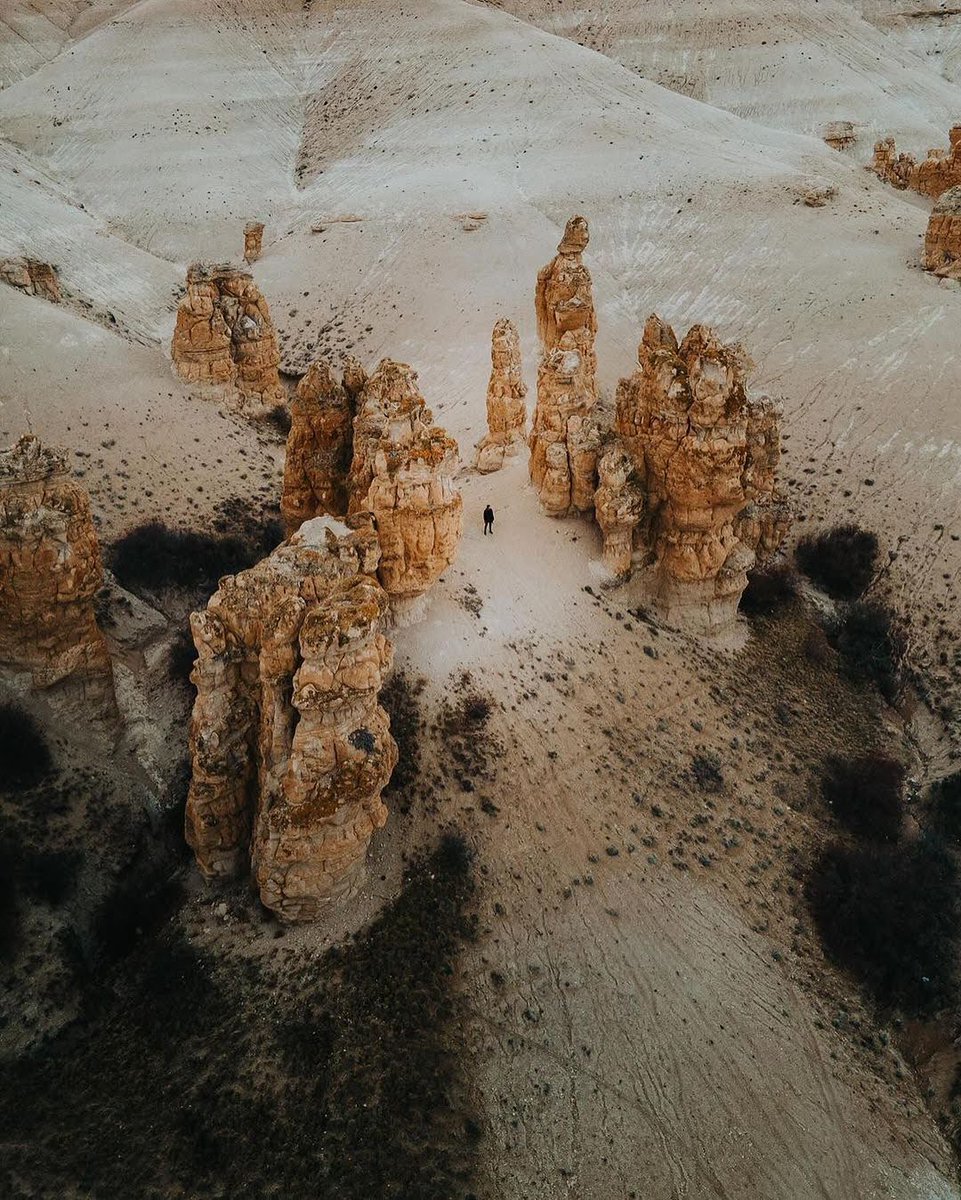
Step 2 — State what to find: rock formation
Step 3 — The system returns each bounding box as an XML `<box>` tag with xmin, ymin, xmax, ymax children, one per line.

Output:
<box><xmin>171</xmin><ymin>262</ymin><xmax>285</xmax><ymax>412</ymax></box>
<box><xmin>347</xmin><ymin>359</ymin><xmax>463</xmax><ymax>623</ymax></box>
<box><xmin>474</xmin><ymin>318</ymin><xmax>527</xmax><ymax>473</ymax></box>
<box><xmin>244</xmin><ymin>221</ymin><xmax>265</xmax><ymax>264</ymax></box>
<box><xmin>0</xmin><ymin>435</ymin><xmax>115</xmax><ymax>710</ymax></box>
<box><xmin>0</xmin><ymin>257</ymin><xmax>61</xmax><ymax>302</ymax></box>
<box><xmin>282</xmin><ymin>359</ymin><xmax>356</xmax><ymax>533</ymax></box>
<box><xmin>822</xmin><ymin>120</ymin><xmax>857</xmax><ymax>151</ymax></box>
<box><xmin>529</xmin><ymin>216</ymin><xmax>600</xmax><ymax>515</ymax></box>
<box><xmin>870</xmin><ymin>126</ymin><xmax>961</xmax><ymax>198</ymax></box>
<box><xmin>185</xmin><ymin>515</ymin><xmax>397</xmax><ymax>920</ymax></box>
<box><xmin>596</xmin><ymin>316</ymin><xmax>790</xmax><ymax>630</ymax></box>
<box><xmin>923</xmin><ymin>185</ymin><xmax>961</xmax><ymax>280</ymax></box>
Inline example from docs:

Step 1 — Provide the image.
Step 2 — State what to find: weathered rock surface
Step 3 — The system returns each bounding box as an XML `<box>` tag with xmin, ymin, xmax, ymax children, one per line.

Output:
<box><xmin>599</xmin><ymin>316</ymin><xmax>790</xmax><ymax>630</ymax></box>
<box><xmin>244</xmin><ymin>220</ymin><xmax>265</xmax><ymax>264</ymax></box>
<box><xmin>474</xmin><ymin>318</ymin><xmax>528</xmax><ymax>473</ymax></box>
<box><xmin>0</xmin><ymin>257</ymin><xmax>61</xmax><ymax>302</ymax></box>
<box><xmin>347</xmin><ymin>359</ymin><xmax>463</xmax><ymax>623</ymax></box>
<box><xmin>530</xmin><ymin>217</ymin><xmax>599</xmax><ymax>515</ymax></box>
<box><xmin>822</xmin><ymin>120</ymin><xmax>857</xmax><ymax>151</ymax></box>
<box><xmin>923</xmin><ymin>185</ymin><xmax>961</xmax><ymax>280</ymax></box>
<box><xmin>0</xmin><ymin>435</ymin><xmax>115</xmax><ymax>710</ymax></box>
<box><xmin>280</xmin><ymin>355</ymin><xmax>462</xmax><ymax>621</ymax></box>
<box><xmin>282</xmin><ymin>359</ymin><xmax>356</xmax><ymax>533</ymax></box>
<box><xmin>171</xmin><ymin>262</ymin><xmax>285</xmax><ymax>411</ymax></box>
<box><xmin>594</xmin><ymin>443</ymin><xmax>645</xmax><ymax>580</ymax></box>
<box><xmin>870</xmin><ymin>126</ymin><xmax>961</xmax><ymax>198</ymax></box>
<box><xmin>185</xmin><ymin>515</ymin><xmax>397</xmax><ymax>920</ymax></box>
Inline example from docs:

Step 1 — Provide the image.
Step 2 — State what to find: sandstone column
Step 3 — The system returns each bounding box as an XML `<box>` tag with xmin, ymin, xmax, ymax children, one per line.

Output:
<box><xmin>923</xmin><ymin>185</ymin><xmax>961</xmax><ymax>280</ymax></box>
<box><xmin>244</xmin><ymin>221</ymin><xmax>265</xmax><ymax>264</ymax></box>
<box><xmin>529</xmin><ymin>216</ymin><xmax>600</xmax><ymax>515</ymax></box>
<box><xmin>282</xmin><ymin>359</ymin><xmax>356</xmax><ymax>533</ymax></box>
<box><xmin>0</xmin><ymin>435</ymin><xmax>115</xmax><ymax>712</ymax></box>
<box><xmin>474</xmin><ymin>318</ymin><xmax>527</xmax><ymax>473</ymax></box>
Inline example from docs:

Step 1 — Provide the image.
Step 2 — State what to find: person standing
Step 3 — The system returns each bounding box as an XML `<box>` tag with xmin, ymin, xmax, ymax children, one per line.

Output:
<box><xmin>483</xmin><ymin>504</ymin><xmax>494</xmax><ymax>536</ymax></box>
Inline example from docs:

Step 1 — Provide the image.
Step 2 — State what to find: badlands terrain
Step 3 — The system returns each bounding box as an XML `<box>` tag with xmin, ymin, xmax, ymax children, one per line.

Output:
<box><xmin>2</xmin><ymin>1</ymin><xmax>961</xmax><ymax>1198</ymax></box>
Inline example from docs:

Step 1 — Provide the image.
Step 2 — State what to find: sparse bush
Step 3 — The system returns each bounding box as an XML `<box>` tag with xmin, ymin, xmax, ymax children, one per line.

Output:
<box><xmin>740</xmin><ymin>562</ymin><xmax>798</xmax><ymax>616</ymax></box>
<box><xmin>381</xmin><ymin>671</ymin><xmax>424</xmax><ymax>808</ymax></box>
<box><xmin>0</xmin><ymin>704</ymin><xmax>52</xmax><ymax>792</ymax></box>
<box><xmin>691</xmin><ymin>752</ymin><xmax>724</xmax><ymax>793</ymax></box>
<box><xmin>108</xmin><ymin>509</ymin><xmax>282</xmax><ymax>596</ymax></box>
<box><xmin>461</xmin><ymin>693</ymin><xmax>492</xmax><ymax>725</ymax></box>
<box><xmin>807</xmin><ymin>834</ymin><xmax>960</xmax><ymax>1013</ymax></box>
<box><xmin>796</xmin><ymin>524</ymin><xmax>879</xmax><ymax>599</ymax></box>
<box><xmin>930</xmin><ymin>771</ymin><xmax>961</xmax><ymax>845</ymax></box>
<box><xmin>258</xmin><ymin>404</ymin><xmax>292</xmax><ymax>439</ymax></box>
<box><xmin>830</xmin><ymin>599</ymin><xmax>906</xmax><ymax>703</ymax></box>
<box><xmin>822</xmin><ymin>753</ymin><xmax>905</xmax><ymax>842</ymax></box>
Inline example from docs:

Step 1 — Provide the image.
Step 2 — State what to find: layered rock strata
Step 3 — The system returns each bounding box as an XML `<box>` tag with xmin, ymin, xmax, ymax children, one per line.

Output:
<box><xmin>185</xmin><ymin>515</ymin><xmax>397</xmax><ymax>920</ymax></box>
<box><xmin>870</xmin><ymin>126</ymin><xmax>961</xmax><ymax>198</ymax></box>
<box><xmin>530</xmin><ymin>216</ymin><xmax>599</xmax><ymax>515</ymax></box>
<box><xmin>0</xmin><ymin>435</ymin><xmax>115</xmax><ymax>709</ymax></box>
<box><xmin>0</xmin><ymin>257</ymin><xmax>61</xmax><ymax>302</ymax></box>
<box><xmin>923</xmin><ymin>185</ymin><xmax>961</xmax><ymax>280</ymax></box>
<box><xmin>282</xmin><ymin>359</ymin><xmax>357</xmax><ymax>533</ymax></box>
<box><xmin>597</xmin><ymin>316</ymin><xmax>790</xmax><ymax>630</ymax></box>
<box><xmin>171</xmin><ymin>262</ymin><xmax>285</xmax><ymax>411</ymax></box>
<box><xmin>347</xmin><ymin>359</ymin><xmax>463</xmax><ymax>623</ymax></box>
<box><xmin>474</xmin><ymin>318</ymin><xmax>528</xmax><ymax>473</ymax></box>
<box><xmin>244</xmin><ymin>221</ymin><xmax>265</xmax><ymax>264</ymax></box>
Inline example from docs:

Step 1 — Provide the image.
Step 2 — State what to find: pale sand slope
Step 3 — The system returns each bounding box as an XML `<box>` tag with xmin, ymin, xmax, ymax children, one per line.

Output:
<box><xmin>0</xmin><ymin>1</ymin><xmax>136</xmax><ymax>89</ymax></box>
<box><xmin>0</xmin><ymin>1</ymin><xmax>961</xmax><ymax>1194</ymax></box>
<box><xmin>850</xmin><ymin>1</ymin><xmax>961</xmax><ymax>88</ymax></box>
<box><xmin>490</xmin><ymin>0</ymin><xmax>961</xmax><ymax>145</ymax></box>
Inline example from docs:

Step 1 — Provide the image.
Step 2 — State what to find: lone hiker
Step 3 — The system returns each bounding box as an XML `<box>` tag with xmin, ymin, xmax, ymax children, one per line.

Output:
<box><xmin>483</xmin><ymin>504</ymin><xmax>494</xmax><ymax>536</ymax></box>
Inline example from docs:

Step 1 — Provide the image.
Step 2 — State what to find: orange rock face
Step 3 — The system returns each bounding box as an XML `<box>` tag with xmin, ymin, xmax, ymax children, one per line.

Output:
<box><xmin>282</xmin><ymin>359</ymin><xmax>357</xmax><ymax>533</ymax></box>
<box><xmin>0</xmin><ymin>257</ymin><xmax>61</xmax><ymax>302</ymax></box>
<box><xmin>923</xmin><ymin>185</ymin><xmax>961</xmax><ymax>280</ymax></box>
<box><xmin>474</xmin><ymin>318</ymin><xmax>528</xmax><ymax>473</ymax></box>
<box><xmin>348</xmin><ymin>359</ymin><xmax>463</xmax><ymax>623</ymax></box>
<box><xmin>870</xmin><ymin>126</ymin><xmax>961</xmax><ymax>198</ymax></box>
<box><xmin>171</xmin><ymin>262</ymin><xmax>285</xmax><ymax>412</ymax></box>
<box><xmin>244</xmin><ymin>220</ymin><xmax>265</xmax><ymax>264</ymax></box>
<box><xmin>280</xmin><ymin>355</ymin><xmax>463</xmax><ymax>622</ymax></box>
<box><xmin>599</xmin><ymin>316</ymin><xmax>790</xmax><ymax>630</ymax></box>
<box><xmin>185</xmin><ymin>515</ymin><xmax>397</xmax><ymax>920</ymax></box>
<box><xmin>530</xmin><ymin>217</ymin><xmax>600</xmax><ymax>515</ymax></box>
<box><xmin>0</xmin><ymin>435</ymin><xmax>115</xmax><ymax>711</ymax></box>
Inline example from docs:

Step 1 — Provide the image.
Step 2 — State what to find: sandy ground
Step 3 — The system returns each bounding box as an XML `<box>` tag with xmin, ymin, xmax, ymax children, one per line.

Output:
<box><xmin>2</xmin><ymin>1</ymin><xmax>961</xmax><ymax>1196</ymax></box>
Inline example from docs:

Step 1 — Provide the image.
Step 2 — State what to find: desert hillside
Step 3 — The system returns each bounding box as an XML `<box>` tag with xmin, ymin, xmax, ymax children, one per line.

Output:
<box><xmin>1</xmin><ymin>2</ymin><xmax>961</xmax><ymax>1198</ymax></box>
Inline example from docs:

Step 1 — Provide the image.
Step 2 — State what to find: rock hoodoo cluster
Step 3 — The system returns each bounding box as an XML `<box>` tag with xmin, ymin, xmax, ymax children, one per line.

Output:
<box><xmin>593</xmin><ymin>316</ymin><xmax>790</xmax><ymax>631</ymax></box>
<box><xmin>474</xmin><ymin>318</ymin><xmax>528</xmax><ymax>473</ymax></box>
<box><xmin>282</xmin><ymin>356</ymin><xmax>463</xmax><ymax>623</ymax></box>
<box><xmin>529</xmin><ymin>215</ymin><xmax>600</xmax><ymax>516</ymax></box>
<box><xmin>0</xmin><ymin>435</ymin><xmax>115</xmax><ymax>711</ymax></box>
<box><xmin>923</xmin><ymin>186</ymin><xmax>961</xmax><ymax>280</ymax></box>
<box><xmin>870</xmin><ymin>126</ymin><xmax>961</xmax><ymax>198</ymax></box>
<box><xmin>0</xmin><ymin>257</ymin><xmax>61</xmax><ymax>302</ymax></box>
<box><xmin>171</xmin><ymin>262</ymin><xmax>285</xmax><ymax>412</ymax></box>
<box><xmin>185</xmin><ymin>515</ymin><xmax>397</xmax><ymax>921</ymax></box>
<box><xmin>243</xmin><ymin>221</ymin><xmax>265</xmax><ymax>264</ymax></box>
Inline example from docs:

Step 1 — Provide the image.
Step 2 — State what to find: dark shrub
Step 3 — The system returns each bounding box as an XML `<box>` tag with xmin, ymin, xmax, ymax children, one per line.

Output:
<box><xmin>0</xmin><ymin>704</ymin><xmax>52</xmax><ymax>792</ymax></box>
<box><xmin>831</xmin><ymin>599</ymin><xmax>906</xmax><ymax>703</ymax></box>
<box><xmin>258</xmin><ymin>405</ymin><xmax>292</xmax><ymax>438</ymax></box>
<box><xmin>167</xmin><ymin>625</ymin><xmax>196</xmax><ymax>686</ymax></box>
<box><xmin>381</xmin><ymin>671</ymin><xmax>424</xmax><ymax>805</ymax></box>
<box><xmin>822</xmin><ymin>753</ymin><xmax>905</xmax><ymax>842</ymax></box>
<box><xmin>796</xmin><ymin>524</ymin><xmax>879</xmax><ymax>599</ymax></box>
<box><xmin>930</xmin><ymin>771</ymin><xmax>961</xmax><ymax>845</ymax></box>
<box><xmin>108</xmin><ymin>512</ymin><xmax>282</xmax><ymax>596</ymax></box>
<box><xmin>740</xmin><ymin>562</ymin><xmax>798</xmax><ymax>616</ymax></box>
<box><xmin>0</xmin><ymin>867</ymin><xmax>21</xmax><ymax>964</ymax></box>
<box><xmin>807</xmin><ymin>834</ymin><xmax>960</xmax><ymax>1013</ymax></box>
<box><xmin>691</xmin><ymin>752</ymin><xmax>724</xmax><ymax>793</ymax></box>
<box><xmin>90</xmin><ymin>870</ymin><xmax>184</xmax><ymax>965</ymax></box>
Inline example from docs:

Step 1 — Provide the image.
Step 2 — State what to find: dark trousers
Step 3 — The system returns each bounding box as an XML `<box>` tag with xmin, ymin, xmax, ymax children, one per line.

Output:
<box><xmin>484</xmin><ymin>520</ymin><xmax>493</xmax><ymax>535</ymax></box>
